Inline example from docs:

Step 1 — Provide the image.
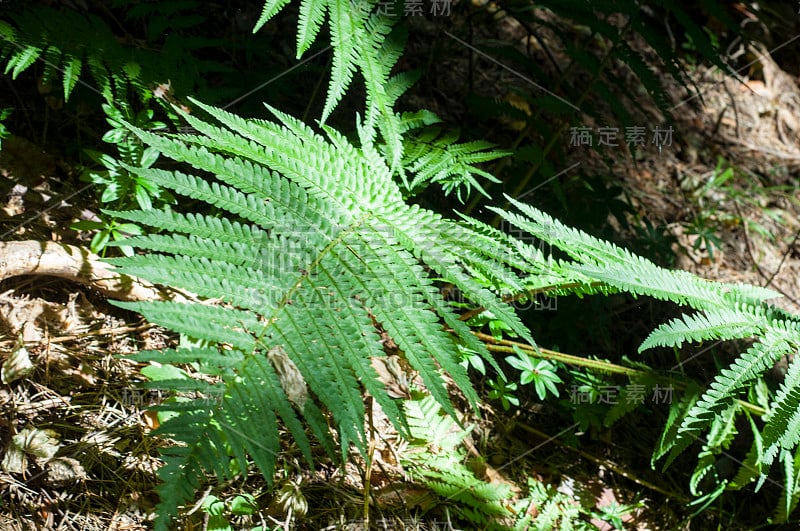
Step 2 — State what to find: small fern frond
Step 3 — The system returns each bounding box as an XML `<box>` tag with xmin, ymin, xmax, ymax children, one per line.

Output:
<box><xmin>402</xmin><ymin>397</ymin><xmax>513</xmax><ymax>525</ymax></box>
<box><xmin>728</xmin><ymin>412</ymin><xmax>767</xmax><ymax>490</ymax></box>
<box><xmin>405</xmin><ymin>395</ymin><xmax>469</xmax><ymax>450</ymax></box>
<box><xmin>253</xmin><ymin>0</ymin><xmax>293</xmax><ymax>32</ymax></box>
<box><xmin>323</xmin><ymin>0</ymin><xmax>359</xmax><ymax>122</ymax></box>
<box><xmin>653</xmin><ymin>382</ymin><xmax>702</xmax><ymax>468</ymax></box>
<box><xmin>252</xmin><ymin>0</ymin><xmax>407</xmax><ymax>167</ymax></box>
<box><xmin>677</xmin><ymin>335</ymin><xmax>790</xmax><ymax>444</ymax></box>
<box><xmin>774</xmin><ymin>448</ymin><xmax>800</xmax><ymax>522</ymax></box>
<box><xmin>402</xmin><ymin>126</ymin><xmax>508</xmax><ymax>201</ymax></box>
<box><xmin>295</xmin><ymin>0</ymin><xmax>326</xmax><ymax>55</ymax></box>
<box><xmin>688</xmin><ymin>402</ymin><xmax>738</xmax><ymax>497</ymax></box>
<box><xmin>639</xmin><ymin>307</ymin><xmax>765</xmax><ymax>351</ymax></box>
<box><xmin>151</xmin><ymin>409</ymin><xmax>221</xmax><ymax>527</ymax></box>
<box><xmin>0</xmin><ymin>6</ymin><xmax>213</xmax><ymax>104</ymax></box>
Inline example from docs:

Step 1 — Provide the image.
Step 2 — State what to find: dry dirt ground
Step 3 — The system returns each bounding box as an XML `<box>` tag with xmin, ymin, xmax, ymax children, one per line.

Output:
<box><xmin>1</xmin><ymin>13</ymin><xmax>800</xmax><ymax>531</ymax></box>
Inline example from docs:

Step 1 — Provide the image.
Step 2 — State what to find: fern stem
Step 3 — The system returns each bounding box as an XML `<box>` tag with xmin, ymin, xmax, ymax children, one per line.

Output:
<box><xmin>475</xmin><ymin>332</ymin><xmax>766</xmax><ymax>417</ymax></box>
<box><xmin>476</xmin><ymin>331</ymin><xmax>642</xmax><ymax>376</ymax></box>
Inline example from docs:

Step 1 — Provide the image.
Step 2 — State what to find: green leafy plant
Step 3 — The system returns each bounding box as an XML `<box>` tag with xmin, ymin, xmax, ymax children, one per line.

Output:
<box><xmin>403</xmin><ymin>395</ymin><xmax>614</xmax><ymax>530</ymax></box>
<box><xmin>685</xmin><ymin>213</ymin><xmax>725</xmax><ymax>261</ymax></box>
<box><xmin>108</xmin><ymin>94</ymin><xmax>530</xmax><ymax>528</ymax></box>
<box><xmin>488</xmin><ymin>377</ymin><xmax>520</xmax><ymax>411</ymax></box>
<box><xmin>591</xmin><ymin>500</ymin><xmax>642</xmax><ymax>529</ymax></box>
<box><xmin>89</xmin><ymin>69</ymin><xmax>800</xmax><ymax>531</ymax></box>
<box><xmin>97</xmin><ymin>99</ymin><xmax>800</xmax><ymax>526</ymax></box>
<box><xmin>400</xmin><ymin>122</ymin><xmax>507</xmax><ymax>201</ymax></box>
<box><xmin>252</xmin><ymin>0</ymin><xmax>411</xmax><ymax>169</ymax></box>
<box><xmin>200</xmin><ymin>492</ymin><xmax>259</xmax><ymax>531</ymax></box>
<box><xmin>507</xmin><ymin>344</ymin><xmax>562</xmax><ymax>400</ymax></box>
<box><xmin>71</xmin><ymin>104</ymin><xmax>171</xmax><ymax>255</ymax></box>
<box><xmin>7</xmin><ymin>0</ymin><xmax>799</xmax><ymax>527</ymax></box>
<box><xmin>0</xmin><ymin>3</ymin><xmax>235</xmax><ymax>105</ymax></box>
<box><xmin>489</xmin><ymin>198</ymin><xmax>800</xmax><ymax>519</ymax></box>
<box><xmin>402</xmin><ymin>396</ymin><xmax>514</xmax><ymax>526</ymax></box>
<box><xmin>684</xmin><ymin>158</ymin><xmax>799</xmax><ymax>259</ymax></box>
<box><xmin>467</xmin><ymin>310</ymin><xmax>519</xmax><ymax>341</ymax></box>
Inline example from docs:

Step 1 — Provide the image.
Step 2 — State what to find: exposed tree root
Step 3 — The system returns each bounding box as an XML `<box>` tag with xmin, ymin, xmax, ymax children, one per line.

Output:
<box><xmin>0</xmin><ymin>240</ymin><xmax>189</xmax><ymax>302</ymax></box>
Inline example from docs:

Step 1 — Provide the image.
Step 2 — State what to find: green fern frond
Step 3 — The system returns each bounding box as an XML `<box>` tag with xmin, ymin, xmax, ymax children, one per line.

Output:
<box><xmin>402</xmin><ymin>126</ymin><xmax>508</xmax><ymax>201</ymax></box>
<box><xmin>639</xmin><ymin>307</ymin><xmax>765</xmax><ymax>351</ymax></box>
<box><xmin>405</xmin><ymin>395</ymin><xmax>470</xmax><ymax>450</ymax></box>
<box><xmin>775</xmin><ymin>447</ymin><xmax>800</xmax><ymax>522</ymax></box>
<box><xmin>728</xmin><ymin>412</ymin><xmax>767</xmax><ymax>490</ymax></box>
<box><xmin>677</xmin><ymin>334</ymin><xmax>791</xmax><ymax>444</ymax></box>
<box><xmin>151</xmin><ymin>409</ymin><xmax>222</xmax><ymax>525</ymax></box>
<box><xmin>486</xmin><ymin>197</ymin><xmax>800</xmax><ymax>503</ymax></box>
<box><xmin>653</xmin><ymin>383</ymin><xmax>701</xmax><ymax>468</ymax></box>
<box><xmin>402</xmin><ymin>397</ymin><xmax>513</xmax><ymax>525</ymax></box>
<box><xmin>761</xmin><ymin>358</ymin><xmax>800</xmax><ymax>466</ymax></box>
<box><xmin>355</xmin><ymin>13</ymin><xmax>406</xmax><ymax>171</ymax></box>
<box><xmin>323</xmin><ymin>0</ymin><xmax>359</xmax><ymax>121</ymax></box>
<box><xmin>127</xmin><ymin>347</ymin><xmax>245</xmax><ymax>372</ymax></box>
<box><xmin>146</xmin><ymin>347</ymin><xmax>336</xmax><ymax>530</ymax></box>
<box><xmin>689</xmin><ymin>402</ymin><xmax>738</xmax><ymax>497</ymax></box>
<box><xmin>62</xmin><ymin>54</ymin><xmax>82</xmax><ymax>97</ymax></box>
<box><xmin>0</xmin><ymin>7</ymin><xmax>143</xmax><ymax>101</ymax></box>
<box><xmin>108</xmin><ymin>253</ymin><xmax>286</xmax><ymax>311</ymax></box>
<box><xmin>252</xmin><ymin>0</ymin><xmax>407</xmax><ymax>169</ymax></box>
<box><xmin>492</xmin><ymin>196</ymin><xmax>781</xmax><ymax>310</ymax></box>
<box><xmin>295</xmin><ymin>0</ymin><xmax>326</xmax><ymax>55</ymax></box>
<box><xmin>108</xmin><ymin>100</ymin><xmax>528</xmax><ymax>524</ymax></box>
<box><xmin>5</xmin><ymin>43</ymin><xmax>41</xmax><ymax>80</ymax></box>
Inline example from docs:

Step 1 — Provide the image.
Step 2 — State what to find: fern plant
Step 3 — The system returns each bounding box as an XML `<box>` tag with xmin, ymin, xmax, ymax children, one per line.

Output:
<box><xmin>100</xmin><ymin>96</ymin><xmax>800</xmax><ymax>526</ymax></box>
<box><xmin>105</xmin><ymin>97</ymin><xmax>537</xmax><ymax>528</ymax></box>
<box><xmin>42</xmin><ymin>0</ymin><xmax>795</xmax><ymax>524</ymax></box>
<box><xmin>402</xmin><ymin>396</ymin><xmax>515</xmax><ymax>528</ymax></box>
<box><xmin>112</xmin><ymin>96</ymin><xmax>800</xmax><ymax>525</ymax></box>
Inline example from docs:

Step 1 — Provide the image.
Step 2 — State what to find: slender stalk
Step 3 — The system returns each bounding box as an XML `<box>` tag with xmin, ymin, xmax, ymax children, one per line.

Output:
<box><xmin>473</xmin><ymin>331</ymin><xmax>767</xmax><ymax>417</ymax></box>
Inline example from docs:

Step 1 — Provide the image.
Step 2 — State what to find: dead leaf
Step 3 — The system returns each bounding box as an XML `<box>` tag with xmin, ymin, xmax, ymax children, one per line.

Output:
<box><xmin>45</xmin><ymin>457</ymin><xmax>86</xmax><ymax>487</ymax></box>
<box><xmin>1</xmin><ymin>334</ymin><xmax>34</xmax><ymax>384</ymax></box>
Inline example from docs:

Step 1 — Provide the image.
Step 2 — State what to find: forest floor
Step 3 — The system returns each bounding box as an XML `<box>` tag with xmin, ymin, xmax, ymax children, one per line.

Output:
<box><xmin>1</xmin><ymin>7</ymin><xmax>800</xmax><ymax>531</ymax></box>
